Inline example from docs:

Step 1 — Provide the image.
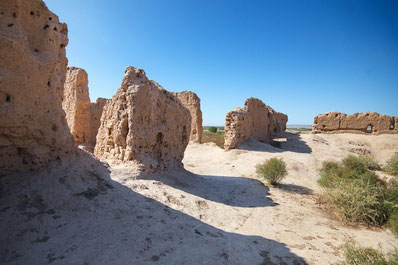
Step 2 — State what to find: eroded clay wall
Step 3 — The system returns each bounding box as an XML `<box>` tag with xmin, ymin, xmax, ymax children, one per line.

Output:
<box><xmin>174</xmin><ymin>91</ymin><xmax>203</xmax><ymax>143</ymax></box>
<box><xmin>0</xmin><ymin>0</ymin><xmax>76</xmax><ymax>175</ymax></box>
<box><xmin>94</xmin><ymin>67</ymin><xmax>191</xmax><ymax>173</ymax></box>
<box><xmin>224</xmin><ymin>98</ymin><xmax>288</xmax><ymax>150</ymax></box>
<box><xmin>313</xmin><ymin>112</ymin><xmax>398</xmax><ymax>135</ymax></box>
<box><xmin>62</xmin><ymin>67</ymin><xmax>108</xmax><ymax>151</ymax></box>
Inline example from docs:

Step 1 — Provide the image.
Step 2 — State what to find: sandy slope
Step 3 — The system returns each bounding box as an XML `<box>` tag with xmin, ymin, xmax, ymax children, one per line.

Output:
<box><xmin>1</xmin><ymin>133</ymin><xmax>397</xmax><ymax>265</ymax></box>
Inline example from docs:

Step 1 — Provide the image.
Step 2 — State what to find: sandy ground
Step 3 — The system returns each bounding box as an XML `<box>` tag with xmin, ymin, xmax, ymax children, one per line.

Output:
<box><xmin>1</xmin><ymin>132</ymin><xmax>398</xmax><ymax>265</ymax></box>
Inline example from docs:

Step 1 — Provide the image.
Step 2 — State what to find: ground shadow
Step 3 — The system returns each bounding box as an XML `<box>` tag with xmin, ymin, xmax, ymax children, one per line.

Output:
<box><xmin>0</xmin><ymin>152</ymin><xmax>308</xmax><ymax>265</ymax></box>
<box><xmin>237</xmin><ymin>132</ymin><xmax>312</xmax><ymax>154</ymax></box>
<box><xmin>147</xmin><ymin>169</ymin><xmax>278</xmax><ymax>208</ymax></box>
<box><xmin>277</xmin><ymin>183</ymin><xmax>313</xmax><ymax>195</ymax></box>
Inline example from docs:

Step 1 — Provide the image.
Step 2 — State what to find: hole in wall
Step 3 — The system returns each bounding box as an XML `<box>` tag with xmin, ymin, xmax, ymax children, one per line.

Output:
<box><xmin>52</xmin><ymin>124</ymin><xmax>57</xmax><ymax>132</ymax></box>
<box><xmin>60</xmin><ymin>44</ymin><xmax>65</xmax><ymax>48</ymax></box>
<box><xmin>34</xmin><ymin>48</ymin><xmax>39</xmax><ymax>52</ymax></box>
<box><xmin>53</xmin><ymin>27</ymin><xmax>57</xmax><ymax>31</ymax></box>
<box><xmin>7</xmin><ymin>23</ymin><xmax>14</xmax><ymax>27</ymax></box>
<box><xmin>43</xmin><ymin>24</ymin><xmax>49</xmax><ymax>30</ymax></box>
<box><xmin>6</xmin><ymin>95</ymin><xmax>11</xmax><ymax>102</ymax></box>
<box><xmin>30</xmin><ymin>11</ymin><xmax>34</xmax><ymax>16</ymax></box>
<box><xmin>48</xmin><ymin>17</ymin><xmax>52</xmax><ymax>20</ymax></box>
<box><xmin>47</xmin><ymin>81</ymin><xmax>51</xmax><ymax>87</ymax></box>
<box><xmin>390</xmin><ymin>124</ymin><xmax>395</xmax><ymax>130</ymax></box>
<box><xmin>367</xmin><ymin>125</ymin><xmax>373</xmax><ymax>133</ymax></box>
<box><xmin>12</xmin><ymin>12</ymin><xmax>17</xmax><ymax>18</ymax></box>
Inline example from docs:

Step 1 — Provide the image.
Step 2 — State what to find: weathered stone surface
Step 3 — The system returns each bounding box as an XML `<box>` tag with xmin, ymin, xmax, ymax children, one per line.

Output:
<box><xmin>94</xmin><ymin>67</ymin><xmax>191</xmax><ymax>173</ymax></box>
<box><xmin>174</xmin><ymin>91</ymin><xmax>203</xmax><ymax>143</ymax></box>
<box><xmin>63</xmin><ymin>67</ymin><xmax>91</xmax><ymax>144</ymax></box>
<box><xmin>89</xmin><ymin>97</ymin><xmax>108</xmax><ymax>147</ymax></box>
<box><xmin>62</xmin><ymin>67</ymin><xmax>108</xmax><ymax>151</ymax></box>
<box><xmin>313</xmin><ymin>112</ymin><xmax>398</xmax><ymax>135</ymax></box>
<box><xmin>0</xmin><ymin>0</ymin><xmax>75</xmax><ymax>175</ymax></box>
<box><xmin>224</xmin><ymin>98</ymin><xmax>288</xmax><ymax>150</ymax></box>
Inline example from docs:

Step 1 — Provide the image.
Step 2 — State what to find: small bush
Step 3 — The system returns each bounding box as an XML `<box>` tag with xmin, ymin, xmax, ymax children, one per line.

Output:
<box><xmin>256</xmin><ymin>158</ymin><xmax>287</xmax><ymax>185</ymax></box>
<box><xmin>326</xmin><ymin>179</ymin><xmax>387</xmax><ymax>225</ymax></box>
<box><xmin>318</xmin><ymin>155</ymin><xmax>397</xmax><ymax>232</ymax></box>
<box><xmin>385</xmin><ymin>152</ymin><xmax>398</xmax><ymax>177</ymax></box>
<box><xmin>342</xmin><ymin>239</ymin><xmax>398</xmax><ymax>265</ymax></box>
<box><xmin>208</xmin><ymin>127</ymin><xmax>217</xmax><ymax>133</ymax></box>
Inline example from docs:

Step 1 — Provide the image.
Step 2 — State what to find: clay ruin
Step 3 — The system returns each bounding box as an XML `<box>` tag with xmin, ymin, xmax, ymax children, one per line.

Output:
<box><xmin>224</xmin><ymin>98</ymin><xmax>288</xmax><ymax>150</ymax></box>
<box><xmin>174</xmin><ymin>91</ymin><xmax>203</xmax><ymax>143</ymax></box>
<box><xmin>0</xmin><ymin>0</ymin><xmax>75</xmax><ymax>175</ymax></box>
<box><xmin>62</xmin><ymin>67</ymin><xmax>108</xmax><ymax>152</ymax></box>
<box><xmin>94</xmin><ymin>67</ymin><xmax>191</xmax><ymax>173</ymax></box>
<box><xmin>313</xmin><ymin>112</ymin><xmax>398</xmax><ymax>135</ymax></box>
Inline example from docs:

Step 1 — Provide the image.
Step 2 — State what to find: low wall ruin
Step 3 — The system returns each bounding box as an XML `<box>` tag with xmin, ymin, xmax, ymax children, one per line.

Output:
<box><xmin>224</xmin><ymin>98</ymin><xmax>288</xmax><ymax>150</ymax></box>
<box><xmin>313</xmin><ymin>112</ymin><xmax>398</xmax><ymax>135</ymax></box>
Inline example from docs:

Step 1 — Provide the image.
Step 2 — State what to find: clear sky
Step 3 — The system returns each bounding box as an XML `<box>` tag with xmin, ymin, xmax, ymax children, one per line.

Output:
<box><xmin>45</xmin><ymin>0</ymin><xmax>398</xmax><ymax>126</ymax></box>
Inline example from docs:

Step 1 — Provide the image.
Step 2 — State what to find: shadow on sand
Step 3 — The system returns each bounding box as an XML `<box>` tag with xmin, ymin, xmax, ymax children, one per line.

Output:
<box><xmin>0</xmin><ymin>152</ymin><xmax>308</xmax><ymax>265</ymax></box>
<box><xmin>237</xmin><ymin>132</ymin><xmax>312</xmax><ymax>154</ymax></box>
<box><xmin>147</xmin><ymin>169</ymin><xmax>278</xmax><ymax>208</ymax></box>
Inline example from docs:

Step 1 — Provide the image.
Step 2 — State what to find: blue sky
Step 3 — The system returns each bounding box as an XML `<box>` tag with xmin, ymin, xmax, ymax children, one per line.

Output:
<box><xmin>45</xmin><ymin>0</ymin><xmax>398</xmax><ymax>125</ymax></box>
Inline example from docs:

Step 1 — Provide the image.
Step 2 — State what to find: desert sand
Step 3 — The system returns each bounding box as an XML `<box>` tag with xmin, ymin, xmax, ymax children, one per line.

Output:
<box><xmin>1</xmin><ymin>132</ymin><xmax>397</xmax><ymax>265</ymax></box>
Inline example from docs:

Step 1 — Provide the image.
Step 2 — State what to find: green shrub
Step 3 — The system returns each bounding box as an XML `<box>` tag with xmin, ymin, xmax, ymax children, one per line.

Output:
<box><xmin>208</xmin><ymin>127</ymin><xmax>218</xmax><ymax>133</ymax></box>
<box><xmin>326</xmin><ymin>179</ymin><xmax>387</xmax><ymax>225</ymax></box>
<box><xmin>385</xmin><ymin>152</ymin><xmax>398</xmax><ymax>177</ymax></box>
<box><xmin>342</xmin><ymin>240</ymin><xmax>398</xmax><ymax>265</ymax></box>
<box><xmin>318</xmin><ymin>155</ymin><xmax>397</xmax><ymax>231</ymax></box>
<box><xmin>256</xmin><ymin>158</ymin><xmax>287</xmax><ymax>185</ymax></box>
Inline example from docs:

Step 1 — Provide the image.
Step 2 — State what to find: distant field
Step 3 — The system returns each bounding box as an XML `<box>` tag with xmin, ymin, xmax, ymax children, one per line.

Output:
<box><xmin>202</xmin><ymin>129</ymin><xmax>225</xmax><ymax>148</ymax></box>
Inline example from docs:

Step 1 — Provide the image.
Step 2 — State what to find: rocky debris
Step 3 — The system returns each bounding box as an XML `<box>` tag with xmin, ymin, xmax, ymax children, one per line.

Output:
<box><xmin>94</xmin><ymin>67</ymin><xmax>191</xmax><ymax>174</ymax></box>
<box><xmin>0</xmin><ymin>0</ymin><xmax>75</xmax><ymax>175</ymax></box>
<box><xmin>174</xmin><ymin>91</ymin><xmax>203</xmax><ymax>143</ymax></box>
<box><xmin>224</xmin><ymin>98</ymin><xmax>288</xmax><ymax>150</ymax></box>
<box><xmin>62</xmin><ymin>67</ymin><xmax>108</xmax><ymax>152</ymax></box>
<box><xmin>313</xmin><ymin>112</ymin><xmax>398</xmax><ymax>135</ymax></box>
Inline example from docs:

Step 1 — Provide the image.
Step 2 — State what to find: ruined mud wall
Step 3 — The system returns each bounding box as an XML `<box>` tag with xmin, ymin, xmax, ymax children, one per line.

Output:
<box><xmin>62</xmin><ymin>67</ymin><xmax>108</xmax><ymax>151</ymax></box>
<box><xmin>63</xmin><ymin>67</ymin><xmax>91</xmax><ymax>144</ymax></box>
<box><xmin>313</xmin><ymin>112</ymin><xmax>398</xmax><ymax>135</ymax></box>
<box><xmin>0</xmin><ymin>0</ymin><xmax>75</xmax><ymax>175</ymax></box>
<box><xmin>174</xmin><ymin>91</ymin><xmax>203</xmax><ymax>143</ymax></box>
<box><xmin>94</xmin><ymin>67</ymin><xmax>191</xmax><ymax>173</ymax></box>
<box><xmin>224</xmin><ymin>98</ymin><xmax>288</xmax><ymax>150</ymax></box>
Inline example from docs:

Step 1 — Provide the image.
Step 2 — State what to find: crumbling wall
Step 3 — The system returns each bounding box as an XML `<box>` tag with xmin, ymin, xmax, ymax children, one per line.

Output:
<box><xmin>63</xmin><ymin>67</ymin><xmax>91</xmax><ymax>144</ymax></box>
<box><xmin>62</xmin><ymin>67</ymin><xmax>108</xmax><ymax>152</ymax></box>
<box><xmin>0</xmin><ymin>0</ymin><xmax>75</xmax><ymax>175</ymax></box>
<box><xmin>89</xmin><ymin>97</ymin><xmax>108</xmax><ymax>146</ymax></box>
<box><xmin>94</xmin><ymin>67</ymin><xmax>191</xmax><ymax>173</ymax></box>
<box><xmin>224</xmin><ymin>98</ymin><xmax>288</xmax><ymax>150</ymax></box>
<box><xmin>174</xmin><ymin>91</ymin><xmax>203</xmax><ymax>143</ymax></box>
<box><xmin>313</xmin><ymin>112</ymin><xmax>398</xmax><ymax>135</ymax></box>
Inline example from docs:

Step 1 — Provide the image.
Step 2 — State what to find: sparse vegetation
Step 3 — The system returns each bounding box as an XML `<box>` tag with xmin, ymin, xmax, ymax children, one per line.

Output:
<box><xmin>342</xmin><ymin>239</ymin><xmax>398</xmax><ymax>265</ymax></box>
<box><xmin>319</xmin><ymin>155</ymin><xmax>398</xmax><ymax>234</ymax></box>
<box><xmin>256</xmin><ymin>158</ymin><xmax>287</xmax><ymax>185</ymax></box>
<box><xmin>385</xmin><ymin>152</ymin><xmax>398</xmax><ymax>177</ymax></box>
<box><xmin>207</xmin><ymin>126</ymin><xmax>218</xmax><ymax>133</ymax></box>
<box><xmin>202</xmin><ymin>130</ymin><xmax>224</xmax><ymax>149</ymax></box>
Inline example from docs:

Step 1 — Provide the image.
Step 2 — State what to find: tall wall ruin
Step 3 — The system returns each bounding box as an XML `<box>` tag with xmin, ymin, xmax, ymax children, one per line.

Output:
<box><xmin>94</xmin><ymin>67</ymin><xmax>191</xmax><ymax>173</ymax></box>
<box><xmin>174</xmin><ymin>91</ymin><xmax>203</xmax><ymax>143</ymax></box>
<box><xmin>62</xmin><ymin>67</ymin><xmax>108</xmax><ymax>152</ymax></box>
<box><xmin>313</xmin><ymin>112</ymin><xmax>398</xmax><ymax>135</ymax></box>
<box><xmin>0</xmin><ymin>0</ymin><xmax>75</xmax><ymax>175</ymax></box>
<box><xmin>224</xmin><ymin>98</ymin><xmax>288</xmax><ymax>150</ymax></box>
